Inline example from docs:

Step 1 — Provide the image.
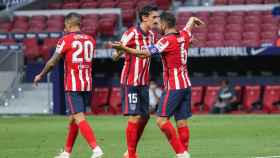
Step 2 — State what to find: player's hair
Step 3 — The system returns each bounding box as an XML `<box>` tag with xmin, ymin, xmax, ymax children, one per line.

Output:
<box><xmin>65</xmin><ymin>12</ymin><xmax>81</xmax><ymax>27</ymax></box>
<box><xmin>160</xmin><ymin>12</ymin><xmax>176</xmax><ymax>28</ymax></box>
<box><xmin>138</xmin><ymin>5</ymin><xmax>158</xmax><ymax>22</ymax></box>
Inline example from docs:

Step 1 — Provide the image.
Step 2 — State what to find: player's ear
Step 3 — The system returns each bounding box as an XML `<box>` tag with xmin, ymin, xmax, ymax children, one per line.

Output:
<box><xmin>142</xmin><ymin>15</ymin><xmax>149</xmax><ymax>22</ymax></box>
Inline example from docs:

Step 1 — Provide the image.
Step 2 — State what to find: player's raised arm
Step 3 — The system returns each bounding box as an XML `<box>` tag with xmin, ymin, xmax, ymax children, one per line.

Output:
<box><xmin>33</xmin><ymin>52</ymin><xmax>62</xmax><ymax>87</ymax></box>
<box><xmin>184</xmin><ymin>17</ymin><xmax>205</xmax><ymax>32</ymax></box>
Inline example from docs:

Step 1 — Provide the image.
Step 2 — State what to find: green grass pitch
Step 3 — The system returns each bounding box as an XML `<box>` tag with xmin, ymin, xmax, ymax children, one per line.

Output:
<box><xmin>0</xmin><ymin>115</ymin><xmax>280</xmax><ymax>158</ymax></box>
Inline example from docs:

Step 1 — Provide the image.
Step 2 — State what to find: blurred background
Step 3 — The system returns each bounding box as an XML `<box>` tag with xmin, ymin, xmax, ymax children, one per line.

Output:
<box><xmin>0</xmin><ymin>0</ymin><xmax>280</xmax><ymax>115</ymax></box>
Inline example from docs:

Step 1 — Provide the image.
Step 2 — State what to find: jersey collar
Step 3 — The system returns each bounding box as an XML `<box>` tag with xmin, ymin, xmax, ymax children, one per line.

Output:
<box><xmin>136</xmin><ymin>24</ymin><xmax>149</xmax><ymax>36</ymax></box>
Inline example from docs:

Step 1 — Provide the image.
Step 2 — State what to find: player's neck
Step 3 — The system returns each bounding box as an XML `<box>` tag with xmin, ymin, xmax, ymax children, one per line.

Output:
<box><xmin>140</xmin><ymin>23</ymin><xmax>149</xmax><ymax>33</ymax></box>
<box><xmin>164</xmin><ymin>28</ymin><xmax>177</xmax><ymax>35</ymax></box>
<box><xmin>69</xmin><ymin>27</ymin><xmax>81</xmax><ymax>33</ymax></box>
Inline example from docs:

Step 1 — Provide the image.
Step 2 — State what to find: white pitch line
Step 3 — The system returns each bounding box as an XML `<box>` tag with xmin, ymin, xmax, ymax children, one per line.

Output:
<box><xmin>255</xmin><ymin>156</ymin><xmax>280</xmax><ymax>158</ymax></box>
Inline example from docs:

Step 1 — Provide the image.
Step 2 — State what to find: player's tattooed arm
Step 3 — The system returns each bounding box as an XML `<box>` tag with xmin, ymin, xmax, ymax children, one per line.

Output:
<box><xmin>112</xmin><ymin>50</ymin><xmax>123</xmax><ymax>61</ymax></box>
<box><xmin>33</xmin><ymin>53</ymin><xmax>62</xmax><ymax>87</ymax></box>
<box><xmin>110</xmin><ymin>42</ymin><xmax>150</xmax><ymax>58</ymax></box>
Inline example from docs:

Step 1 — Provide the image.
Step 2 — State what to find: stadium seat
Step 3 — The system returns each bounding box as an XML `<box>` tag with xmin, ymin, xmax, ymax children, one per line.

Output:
<box><xmin>242</xmin><ymin>32</ymin><xmax>260</xmax><ymax>40</ymax></box>
<box><xmin>246</xmin><ymin>11</ymin><xmax>262</xmax><ymax>16</ymax></box>
<box><xmin>0</xmin><ymin>22</ymin><xmax>13</xmax><ymax>31</ymax></box>
<box><xmin>203</xmin><ymin>86</ymin><xmax>220</xmax><ymax>112</ymax></box>
<box><xmin>90</xmin><ymin>87</ymin><xmax>110</xmax><ymax>115</ymax></box>
<box><xmin>31</xmin><ymin>15</ymin><xmax>47</xmax><ymax>21</ymax></box>
<box><xmin>224</xmin><ymin>40</ymin><xmax>242</xmax><ymax>47</ymax></box>
<box><xmin>118</xmin><ymin>1</ymin><xmax>135</xmax><ymax>10</ymax></box>
<box><xmin>246</xmin><ymin>0</ymin><xmax>263</xmax><ymax>4</ymax></box>
<box><xmin>14</xmin><ymin>16</ymin><xmax>29</xmax><ymax>22</ymax></box>
<box><xmin>244</xmin><ymin>15</ymin><xmax>261</xmax><ymax>24</ymax></box>
<box><xmin>48</xmin><ymin>2</ymin><xmax>63</xmax><ymax>9</ymax></box>
<box><xmin>49</xmin><ymin>15</ymin><xmax>65</xmax><ymax>21</ymax></box>
<box><xmin>224</xmin><ymin>32</ymin><xmax>242</xmax><ymax>40</ymax></box>
<box><xmin>82</xmin><ymin>26</ymin><xmax>98</xmax><ymax>37</ymax></box>
<box><xmin>242</xmin><ymin>85</ymin><xmax>261</xmax><ymax>112</ymax></box>
<box><xmin>207</xmin><ymin>24</ymin><xmax>225</xmax><ymax>32</ymax></box>
<box><xmin>23</xmin><ymin>38</ymin><xmax>41</xmax><ymax>61</ymax></box>
<box><xmin>227</xmin><ymin>15</ymin><xmax>243</xmax><ymax>24</ymax></box>
<box><xmin>262</xmin><ymin>15</ymin><xmax>279</xmax><ymax>24</ymax></box>
<box><xmin>262</xmin><ymin>85</ymin><xmax>280</xmax><ymax>113</ymax></box>
<box><xmin>261</xmin><ymin>32</ymin><xmax>277</xmax><ymax>41</ymax></box>
<box><xmin>99</xmin><ymin>1</ymin><xmax>117</xmax><ymax>8</ymax></box>
<box><xmin>226</xmin><ymin>24</ymin><xmax>243</xmax><ymax>32</ymax></box>
<box><xmin>261</xmin><ymin>24</ymin><xmax>278</xmax><ymax>32</ymax></box>
<box><xmin>46</xmin><ymin>27</ymin><xmax>63</xmax><ymax>32</ymax></box>
<box><xmin>208</xmin><ymin>32</ymin><xmax>224</xmax><ymax>41</ymax></box>
<box><xmin>11</xmin><ymin>27</ymin><xmax>28</xmax><ymax>33</ymax></box>
<box><xmin>108</xmin><ymin>87</ymin><xmax>122</xmax><ymax>115</ymax></box>
<box><xmin>122</xmin><ymin>9</ymin><xmax>136</xmax><ymax>27</ymax></box>
<box><xmin>41</xmin><ymin>38</ymin><xmax>59</xmax><ymax>61</ymax></box>
<box><xmin>62</xmin><ymin>2</ymin><xmax>80</xmax><ymax>9</ymax></box>
<box><xmin>209</xmin><ymin>16</ymin><xmax>226</xmax><ymax>24</ymax></box>
<box><xmin>206</xmin><ymin>40</ymin><xmax>224</xmax><ymax>47</ymax></box>
<box><xmin>212</xmin><ymin>11</ymin><xmax>228</xmax><ymax>17</ymax></box>
<box><xmin>155</xmin><ymin>0</ymin><xmax>172</xmax><ymax>10</ymax></box>
<box><xmin>242</xmin><ymin>39</ymin><xmax>260</xmax><ymax>47</ymax></box>
<box><xmin>0</xmin><ymin>39</ymin><xmax>16</xmax><ymax>44</ymax></box>
<box><xmin>228</xmin><ymin>0</ymin><xmax>245</xmax><ymax>5</ymax></box>
<box><xmin>80</xmin><ymin>1</ymin><xmax>98</xmax><ymax>8</ymax></box>
<box><xmin>244</xmin><ymin>24</ymin><xmax>261</xmax><ymax>32</ymax></box>
<box><xmin>98</xmin><ymin>19</ymin><xmax>116</xmax><ymax>36</ymax></box>
<box><xmin>214</xmin><ymin>0</ymin><xmax>228</xmax><ymax>5</ymax></box>
<box><xmin>191</xmin><ymin>86</ymin><xmax>204</xmax><ymax>113</ymax></box>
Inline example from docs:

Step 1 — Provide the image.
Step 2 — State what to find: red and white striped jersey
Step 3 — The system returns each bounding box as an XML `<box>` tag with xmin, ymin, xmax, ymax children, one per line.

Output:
<box><xmin>55</xmin><ymin>32</ymin><xmax>96</xmax><ymax>91</ymax></box>
<box><xmin>147</xmin><ymin>27</ymin><xmax>192</xmax><ymax>90</ymax></box>
<box><xmin>120</xmin><ymin>26</ymin><xmax>156</xmax><ymax>86</ymax></box>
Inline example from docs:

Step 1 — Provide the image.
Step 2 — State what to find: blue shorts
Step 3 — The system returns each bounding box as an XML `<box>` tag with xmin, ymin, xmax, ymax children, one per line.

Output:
<box><xmin>65</xmin><ymin>91</ymin><xmax>91</xmax><ymax>115</ymax></box>
<box><xmin>156</xmin><ymin>88</ymin><xmax>192</xmax><ymax>121</ymax></box>
<box><xmin>121</xmin><ymin>85</ymin><xmax>149</xmax><ymax>117</ymax></box>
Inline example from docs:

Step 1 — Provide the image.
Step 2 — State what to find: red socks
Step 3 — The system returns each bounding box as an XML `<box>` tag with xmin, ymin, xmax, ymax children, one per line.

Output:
<box><xmin>136</xmin><ymin>118</ymin><xmax>149</xmax><ymax>145</ymax></box>
<box><xmin>64</xmin><ymin>122</ymin><xmax>79</xmax><ymax>153</ymax></box>
<box><xmin>178</xmin><ymin>126</ymin><xmax>190</xmax><ymax>151</ymax></box>
<box><xmin>160</xmin><ymin>121</ymin><xmax>185</xmax><ymax>154</ymax></box>
<box><xmin>126</xmin><ymin>122</ymin><xmax>139</xmax><ymax>158</ymax></box>
<box><xmin>78</xmin><ymin>120</ymin><xmax>97</xmax><ymax>149</ymax></box>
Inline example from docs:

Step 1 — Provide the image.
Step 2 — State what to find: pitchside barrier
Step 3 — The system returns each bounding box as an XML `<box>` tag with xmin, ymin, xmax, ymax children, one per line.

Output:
<box><xmin>0</xmin><ymin>44</ymin><xmax>23</xmax><ymax>106</ymax></box>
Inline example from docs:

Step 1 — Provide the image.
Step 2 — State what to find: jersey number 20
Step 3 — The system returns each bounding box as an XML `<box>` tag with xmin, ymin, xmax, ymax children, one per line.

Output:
<box><xmin>72</xmin><ymin>40</ymin><xmax>94</xmax><ymax>62</ymax></box>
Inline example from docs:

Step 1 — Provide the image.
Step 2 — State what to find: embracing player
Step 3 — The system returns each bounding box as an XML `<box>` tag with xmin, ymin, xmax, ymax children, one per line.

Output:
<box><xmin>111</xmin><ymin>12</ymin><xmax>204</xmax><ymax>158</ymax></box>
<box><xmin>111</xmin><ymin>5</ymin><xmax>159</xmax><ymax>158</ymax></box>
<box><xmin>33</xmin><ymin>13</ymin><xmax>103</xmax><ymax>158</ymax></box>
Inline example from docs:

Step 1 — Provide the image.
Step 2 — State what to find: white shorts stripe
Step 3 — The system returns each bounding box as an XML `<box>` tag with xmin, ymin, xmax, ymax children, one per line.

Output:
<box><xmin>85</xmin><ymin>69</ymin><xmax>90</xmax><ymax>91</ymax></box>
<box><xmin>71</xmin><ymin>69</ymin><xmax>76</xmax><ymax>91</ymax></box>
<box><xmin>174</xmin><ymin>68</ymin><xmax>180</xmax><ymax>89</ymax></box>
<box><xmin>133</xmin><ymin>29</ymin><xmax>140</xmax><ymax>86</ymax></box>
<box><xmin>79</xmin><ymin>69</ymin><xmax>84</xmax><ymax>91</ymax></box>
<box><xmin>181</xmin><ymin>69</ymin><xmax>187</xmax><ymax>88</ymax></box>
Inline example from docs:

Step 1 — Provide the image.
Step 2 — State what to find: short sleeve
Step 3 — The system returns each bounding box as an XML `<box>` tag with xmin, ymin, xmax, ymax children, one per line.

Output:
<box><xmin>120</xmin><ymin>31</ymin><xmax>135</xmax><ymax>46</ymax></box>
<box><xmin>154</xmin><ymin>38</ymin><xmax>170</xmax><ymax>53</ymax></box>
<box><xmin>147</xmin><ymin>38</ymin><xmax>169</xmax><ymax>56</ymax></box>
<box><xmin>55</xmin><ymin>37</ymin><xmax>69</xmax><ymax>56</ymax></box>
<box><xmin>180</xmin><ymin>26</ymin><xmax>192</xmax><ymax>41</ymax></box>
